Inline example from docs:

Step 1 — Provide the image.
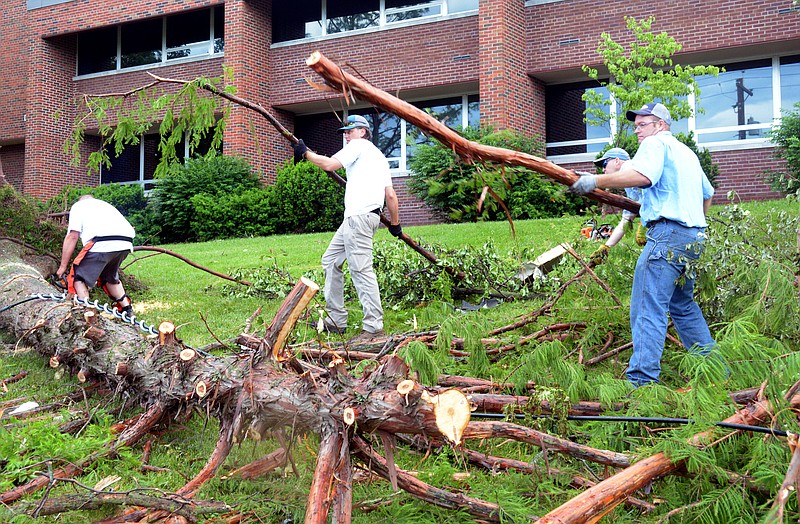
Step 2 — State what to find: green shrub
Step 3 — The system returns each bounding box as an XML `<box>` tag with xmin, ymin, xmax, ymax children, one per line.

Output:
<box><xmin>408</xmin><ymin>127</ymin><xmax>588</xmax><ymax>222</ymax></box>
<box><xmin>765</xmin><ymin>101</ymin><xmax>800</xmax><ymax>195</ymax></box>
<box><xmin>270</xmin><ymin>160</ymin><xmax>344</xmax><ymax>233</ymax></box>
<box><xmin>150</xmin><ymin>155</ymin><xmax>262</xmax><ymax>242</ymax></box>
<box><xmin>191</xmin><ymin>188</ymin><xmax>277</xmax><ymax>241</ymax></box>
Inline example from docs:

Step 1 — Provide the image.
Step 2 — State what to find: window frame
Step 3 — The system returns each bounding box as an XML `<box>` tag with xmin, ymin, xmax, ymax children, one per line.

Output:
<box><xmin>271</xmin><ymin>0</ymin><xmax>477</xmax><ymax>46</ymax></box>
<box><xmin>76</xmin><ymin>6</ymin><xmax>223</xmax><ymax>78</ymax></box>
<box><xmin>545</xmin><ymin>54</ymin><xmax>800</xmax><ymax>163</ymax></box>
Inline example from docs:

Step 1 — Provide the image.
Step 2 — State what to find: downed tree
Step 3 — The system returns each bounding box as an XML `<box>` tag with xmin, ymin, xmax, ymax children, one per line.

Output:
<box><xmin>0</xmin><ymin>239</ymin><xmax>631</xmax><ymax>522</ymax></box>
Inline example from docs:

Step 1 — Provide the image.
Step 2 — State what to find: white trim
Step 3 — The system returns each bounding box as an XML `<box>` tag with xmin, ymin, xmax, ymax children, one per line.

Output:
<box><xmin>271</xmin><ymin>10</ymin><xmax>476</xmax><ymax>48</ymax></box>
<box><xmin>74</xmin><ymin>52</ymin><xmax>223</xmax><ymax>81</ymax></box>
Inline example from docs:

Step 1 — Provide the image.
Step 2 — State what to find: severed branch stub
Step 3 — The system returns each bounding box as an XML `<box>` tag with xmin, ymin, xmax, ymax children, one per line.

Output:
<box><xmin>427</xmin><ymin>389</ymin><xmax>471</xmax><ymax>446</ymax></box>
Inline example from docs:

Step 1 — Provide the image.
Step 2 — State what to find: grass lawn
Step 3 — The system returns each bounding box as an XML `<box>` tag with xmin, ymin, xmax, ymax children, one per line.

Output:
<box><xmin>0</xmin><ymin>196</ymin><xmax>797</xmax><ymax>523</ymax></box>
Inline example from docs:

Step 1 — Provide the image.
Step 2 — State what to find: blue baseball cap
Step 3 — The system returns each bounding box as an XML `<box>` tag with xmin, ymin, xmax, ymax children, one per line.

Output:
<box><xmin>626</xmin><ymin>102</ymin><xmax>672</xmax><ymax>126</ymax></box>
<box><xmin>338</xmin><ymin>114</ymin><xmax>369</xmax><ymax>131</ymax></box>
<box><xmin>594</xmin><ymin>147</ymin><xmax>630</xmax><ymax>167</ymax></box>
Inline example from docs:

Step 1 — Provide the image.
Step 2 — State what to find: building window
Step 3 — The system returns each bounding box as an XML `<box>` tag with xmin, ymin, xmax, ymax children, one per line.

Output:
<box><xmin>694</xmin><ymin>59</ymin><xmax>773</xmax><ymax>145</ymax></box>
<box><xmin>77</xmin><ymin>6</ymin><xmax>224</xmax><ymax>76</ymax></box>
<box><xmin>272</xmin><ymin>0</ymin><xmax>478</xmax><ymax>44</ymax></box>
<box><xmin>356</xmin><ymin>94</ymin><xmax>478</xmax><ymax>171</ymax></box>
<box><xmin>545</xmin><ymin>54</ymin><xmax>800</xmax><ymax>160</ymax></box>
<box><xmin>545</xmin><ymin>81</ymin><xmax>611</xmax><ymax>157</ymax></box>
<box><xmin>780</xmin><ymin>56</ymin><xmax>800</xmax><ymax>112</ymax></box>
<box><xmin>100</xmin><ymin>132</ymin><xmax>220</xmax><ymax>190</ymax></box>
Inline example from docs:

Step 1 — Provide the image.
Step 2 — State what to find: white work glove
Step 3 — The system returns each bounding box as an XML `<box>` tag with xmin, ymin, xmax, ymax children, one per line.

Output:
<box><xmin>569</xmin><ymin>172</ymin><xmax>598</xmax><ymax>195</ymax></box>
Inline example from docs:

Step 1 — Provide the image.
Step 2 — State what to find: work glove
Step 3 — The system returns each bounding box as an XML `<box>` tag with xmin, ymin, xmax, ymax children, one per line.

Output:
<box><xmin>388</xmin><ymin>224</ymin><xmax>403</xmax><ymax>237</ymax></box>
<box><xmin>589</xmin><ymin>244</ymin><xmax>610</xmax><ymax>266</ymax></box>
<box><xmin>293</xmin><ymin>139</ymin><xmax>308</xmax><ymax>164</ymax></box>
<box><xmin>635</xmin><ymin>223</ymin><xmax>648</xmax><ymax>246</ymax></box>
<box><xmin>568</xmin><ymin>173</ymin><xmax>597</xmax><ymax>195</ymax></box>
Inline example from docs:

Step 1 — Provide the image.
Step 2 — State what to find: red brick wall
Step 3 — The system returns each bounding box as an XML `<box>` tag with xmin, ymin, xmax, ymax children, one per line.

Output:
<box><xmin>0</xmin><ymin>1</ymin><xmax>30</xmax><ymax>142</ymax></box>
<box><xmin>526</xmin><ymin>0</ymin><xmax>800</xmax><ymax>77</ymax></box>
<box><xmin>31</xmin><ymin>0</ymin><xmax>224</xmax><ymax>37</ymax></box>
<box><xmin>223</xmin><ymin>0</ymin><xmax>278</xmax><ymax>180</ymax></box>
<box><xmin>268</xmin><ymin>16</ymin><xmax>479</xmax><ymax>107</ymax></box>
<box><xmin>479</xmin><ymin>0</ymin><xmax>542</xmax><ymax>137</ymax></box>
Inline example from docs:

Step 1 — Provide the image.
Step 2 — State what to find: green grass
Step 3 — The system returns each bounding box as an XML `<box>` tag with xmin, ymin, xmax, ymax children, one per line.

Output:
<box><xmin>1</xmin><ymin>197</ymin><xmax>798</xmax><ymax>523</ymax></box>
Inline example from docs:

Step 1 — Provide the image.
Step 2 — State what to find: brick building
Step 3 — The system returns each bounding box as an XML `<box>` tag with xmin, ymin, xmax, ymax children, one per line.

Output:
<box><xmin>1</xmin><ymin>0</ymin><xmax>799</xmax><ymax>224</ymax></box>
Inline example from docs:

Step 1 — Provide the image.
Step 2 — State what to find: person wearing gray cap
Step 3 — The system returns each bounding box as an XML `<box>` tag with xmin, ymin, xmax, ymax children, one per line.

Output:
<box><xmin>294</xmin><ymin>114</ymin><xmax>402</xmax><ymax>343</ymax></box>
<box><xmin>569</xmin><ymin>102</ymin><xmax>717</xmax><ymax>387</ymax></box>
<box><xmin>586</xmin><ymin>147</ymin><xmax>645</xmax><ymax>266</ymax></box>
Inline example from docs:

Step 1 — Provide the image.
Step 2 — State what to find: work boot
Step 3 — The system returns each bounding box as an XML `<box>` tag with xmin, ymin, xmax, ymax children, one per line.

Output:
<box><xmin>350</xmin><ymin>329</ymin><xmax>385</xmax><ymax>344</ymax></box>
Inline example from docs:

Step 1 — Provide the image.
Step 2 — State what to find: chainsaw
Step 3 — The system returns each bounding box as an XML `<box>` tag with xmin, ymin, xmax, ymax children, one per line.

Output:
<box><xmin>580</xmin><ymin>218</ymin><xmax>613</xmax><ymax>241</ymax></box>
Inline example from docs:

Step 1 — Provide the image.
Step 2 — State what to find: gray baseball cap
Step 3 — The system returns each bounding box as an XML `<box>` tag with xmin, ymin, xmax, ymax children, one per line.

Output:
<box><xmin>626</xmin><ymin>102</ymin><xmax>672</xmax><ymax>126</ymax></box>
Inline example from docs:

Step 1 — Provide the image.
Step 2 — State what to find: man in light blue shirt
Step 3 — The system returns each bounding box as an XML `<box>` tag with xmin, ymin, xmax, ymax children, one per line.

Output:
<box><xmin>570</xmin><ymin>102</ymin><xmax>716</xmax><ymax>387</ymax></box>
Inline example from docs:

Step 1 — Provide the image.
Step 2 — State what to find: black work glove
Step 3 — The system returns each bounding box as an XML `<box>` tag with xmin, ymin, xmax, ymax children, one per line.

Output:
<box><xmin>388</xmin><ymin>224</ymin><xmax>403</xmax><ymax>237</ymax></box>
<box><xmin>293</xmin><ymin>139</ymin><xmax>308</xmax><ymax>164</ymax></box>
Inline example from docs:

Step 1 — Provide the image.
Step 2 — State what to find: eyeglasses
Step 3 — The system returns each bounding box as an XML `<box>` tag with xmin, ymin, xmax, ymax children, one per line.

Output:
<box><xmin>634</xmin><ymin>120</ymin><xmax>659</xmax><ymax>130</ymax></box>
<box><xmin>602</xmin><ymin>158</ymin><xmax>613</xmax><ymax>168</ymax></box>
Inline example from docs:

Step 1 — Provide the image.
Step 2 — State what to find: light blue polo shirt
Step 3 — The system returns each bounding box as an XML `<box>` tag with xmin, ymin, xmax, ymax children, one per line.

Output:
<box><xmin>628</xmin><ymin>131</ymin><xmax>714</xmax><ymax>228</ymax></box>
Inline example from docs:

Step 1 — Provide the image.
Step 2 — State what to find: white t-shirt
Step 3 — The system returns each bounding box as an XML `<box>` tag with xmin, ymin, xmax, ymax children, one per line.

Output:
<box><xmin>68</xmin><ymin>198</ymin><xmax>135</xmax><ymax>253</ymax></box>
<box><xmin>332</xmin><ymin>138</ymin><xmax>392</xmax><ymax>218</ymax></box>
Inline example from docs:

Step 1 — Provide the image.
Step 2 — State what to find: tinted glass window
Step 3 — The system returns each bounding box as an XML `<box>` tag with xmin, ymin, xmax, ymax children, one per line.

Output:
<box><xmin>272</xmin><ymin>2</ymin><xmax>322</xmax><ymax>43</ymax></box>
<box><xmin>695</xmin><ymin>59</ymin><xmax>772</xmax><ymax>142</ymax></box>
<box><xmin>213</xmin><ymin>6</ymin><xmax>225</xmax><ymax>53</ymax></box>
<box><xmin>101</xmin><ymin>144</ymin><xmax>140</xmax><ymax>184</ymax></box>
<box><xmin>327</xmin><ymin>0</ymin><xmax>379</xmax><ymax>34</ymax></box>
<box><xmin>545</xmin><ymin>81</ymin><xmax>610</xmax><ymax>155</ymax></box>
<box><xmin>77</xmin><ymin>27</ymin><xmax>117</xmax><ymax>75</ymax></box>
<box><xmin>780</xmin><ymin>56</ymin><xmax>800</xmax><ymax>111</ymax></box>
<box><xmin>449</xmin><ymin>0</ymin><xmax>478</xmax><ymax>12</ymax></box>
<box><xmin>121</xmin><ymin>18</ymin><xmax>162</xmax><ymax>68</ymax></box>
<box><xmin>167</xmin><ymin>9</ymin><xmax>210</xmax><ymax>60</ymax></box>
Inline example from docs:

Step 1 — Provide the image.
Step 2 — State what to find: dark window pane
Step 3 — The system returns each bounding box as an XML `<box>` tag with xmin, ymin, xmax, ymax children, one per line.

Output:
<box><xmin>467</xmin><ymin>94</ymin><xmax>480</xmax><ymax>127</ymax></box>
<box><xmin>102</xmin><ymin>143</ymin><xmax>140</xmax><ymax>184</ymax></box>
<box><xmin>327</xmin><ymin>0</ymin><xmax>379</xmax><ymax>34</ymax></box>
<box><xmin>213</xmin><ymin>6</ymin><xmax>225</xmax><ymax>53</ymax></box>
<box><xmin>545</xmin><ymin>81</ymin><xmax>609</xmax><ymax>155</ymax></box>
<box><xmin>78</xmin><ymin>27</ymin><xmax>117</xmax><ymax>75</ymax></box>
<box><xmin>272</xmin><ymin>2</ymin><xmax>322</xmax><ymax>43</ymax></box>
<box><xmin>143</xmin><ymin>135</ymin><xmax>160</xmax><ymax>181</ymax></box>
<box><xmin>121</xmin><ymin>18</ymin><xmax>162</xmax><ymax>68</ymax></box>
<box><xmin>167</xmin><ymin>9</ymin><xmax>210</xmax><ymax>60</ymax></box>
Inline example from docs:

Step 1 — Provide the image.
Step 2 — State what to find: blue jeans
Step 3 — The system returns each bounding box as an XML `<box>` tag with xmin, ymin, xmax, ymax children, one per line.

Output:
<box><xmin>627</xmin><ymin>219</ymin><xmax>715</xmax><ymax>387</ymax></box>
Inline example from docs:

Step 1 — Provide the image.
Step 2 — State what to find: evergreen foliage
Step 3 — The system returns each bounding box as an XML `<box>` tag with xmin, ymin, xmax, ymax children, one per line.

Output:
<box><xmin>270</xmin><ymin>160</ymin><xmax>344</xmax><ymax>234</ymax></box>
<box><xmin>407</xmin><ymin>127</ymin><xmax>588</xmax><ymax>222</ymax></box>
<box><xmin>149</xmin><ymin>155</ymin><xmax>263</xmax><ymax>242</ymax></box>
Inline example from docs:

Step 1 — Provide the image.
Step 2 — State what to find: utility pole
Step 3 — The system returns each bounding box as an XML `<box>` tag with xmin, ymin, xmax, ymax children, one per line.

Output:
<box><xmin>735</xmin><ymin>78</ymin><xmax>753</xmax><ymax>140</ymax></box>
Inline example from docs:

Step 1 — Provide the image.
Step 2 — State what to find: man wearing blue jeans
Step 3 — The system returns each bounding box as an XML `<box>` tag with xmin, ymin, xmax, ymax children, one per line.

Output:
<box><xmin>569</xmin><ymin>103</ymin><xmax>716</xmax><ymax>387</ymax></box>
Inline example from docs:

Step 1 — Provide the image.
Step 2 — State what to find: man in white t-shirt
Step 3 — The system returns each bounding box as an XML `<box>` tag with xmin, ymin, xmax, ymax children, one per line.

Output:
<box><xmin>56</xmin><ymin>194</ymin><xmax>136</xmax><ymax>316</ymax></box>
<box><xmin>294</xmin><ymin>115</ymin><xmax>401</xmax><ymax>342</ymax></box>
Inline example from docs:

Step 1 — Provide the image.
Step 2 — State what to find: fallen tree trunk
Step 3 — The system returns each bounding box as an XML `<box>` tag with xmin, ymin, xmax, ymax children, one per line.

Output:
<box><xmin>305</xmin><ymin>50</ymin><xmax>640</xmax><ymax>216</ymax></box>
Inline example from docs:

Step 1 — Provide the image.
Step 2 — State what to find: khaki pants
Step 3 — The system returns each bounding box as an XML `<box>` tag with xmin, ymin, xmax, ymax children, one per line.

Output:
<box><xmin>321</xmin><ymin>213</ymin><xmax>383</xmax><ymax>333</ymax></box>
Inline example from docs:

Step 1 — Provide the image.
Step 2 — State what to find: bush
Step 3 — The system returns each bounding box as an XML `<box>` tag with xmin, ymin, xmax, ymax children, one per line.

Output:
<box><xmin>150</xmin><ymin>155</ymin><xmax>262</xmax><ymax>242</ymax></box>
<box><xmin>408</xmin><ymin>127</ymin><xmax>588</xmax><ymax>222</ymax></box>
<box><xmin>191</xmin><ymin>188</ymin><xmax>277</xmax><ymax>241</ymax></box>
<box><xmin>270</xmin><ymin>160</ymin><xmax>344</xmax><ymax>233</ymax></box>
<box><xmin>764</xmin><ymin>101</ymin><xmax>800</xmax><ymax>195</ymax></box>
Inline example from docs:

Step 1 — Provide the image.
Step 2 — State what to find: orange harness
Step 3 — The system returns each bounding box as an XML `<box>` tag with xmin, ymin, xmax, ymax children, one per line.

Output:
<box><xmin>65</xmin><ymin>239</ymin><xmax>131</xmax><ymax>313</ymax></box>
